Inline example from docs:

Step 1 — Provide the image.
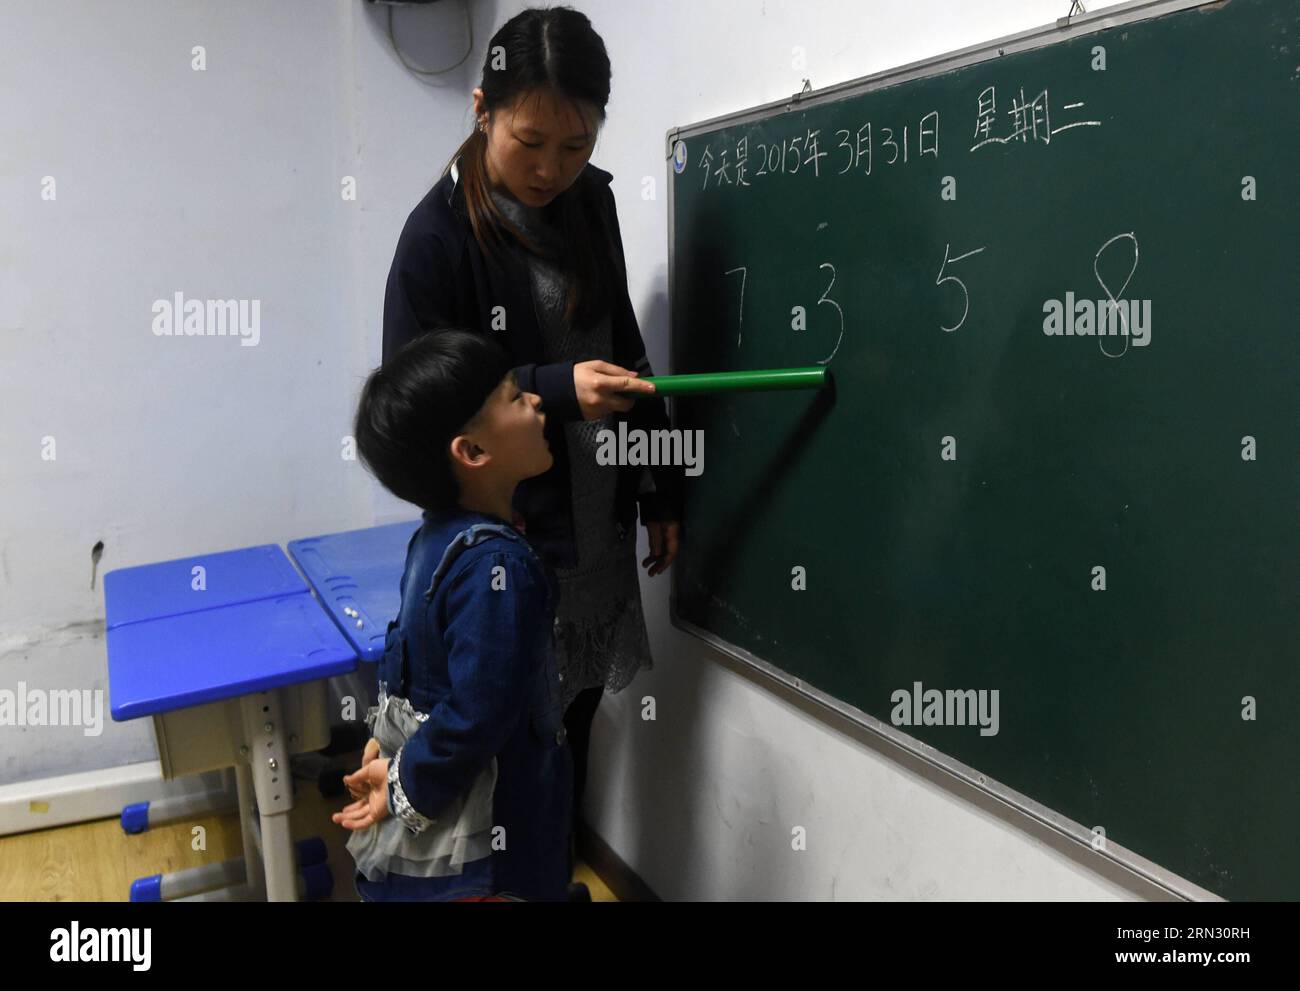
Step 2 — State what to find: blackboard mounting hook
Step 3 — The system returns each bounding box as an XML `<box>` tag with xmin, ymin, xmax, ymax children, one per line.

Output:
<box><xmin>665</xmin><ymin>128</ymin><xmax>681</xmax><ymax>161</ymax></box>
<box><xmin>787</xmin><ymin>78</ymin><xmax>814</xmax><ymax>112</ymax></box>
<box><xmin>1059</xmin><ymin>1</ymin><xmax>1087</xmax><ymax>28</ymax></box>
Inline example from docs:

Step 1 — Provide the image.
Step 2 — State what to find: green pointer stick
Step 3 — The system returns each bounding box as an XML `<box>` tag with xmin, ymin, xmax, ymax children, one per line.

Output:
<box><xmin>620</xmin><ymin>366</ymin><xmax>830</xmax><ymax>397</ymax></box>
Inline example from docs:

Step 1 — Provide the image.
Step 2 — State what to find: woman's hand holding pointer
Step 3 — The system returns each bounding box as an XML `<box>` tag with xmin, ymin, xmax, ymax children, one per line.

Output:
<box><xmin>573</xmin><ymin>360</ymin><xmax>681</xmax><ymax>576</ymax></box>
<box><xmin>574</xmin><ymin>360</ymin><xmax>655</xmax><ymax>420</ymax></box>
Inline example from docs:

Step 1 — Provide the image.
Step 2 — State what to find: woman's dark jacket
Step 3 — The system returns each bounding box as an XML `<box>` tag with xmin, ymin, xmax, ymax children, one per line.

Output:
<box><xmin>382</xmin><ymin>158</ymin><xmax>684</xmax><ymax>570</ymax></box>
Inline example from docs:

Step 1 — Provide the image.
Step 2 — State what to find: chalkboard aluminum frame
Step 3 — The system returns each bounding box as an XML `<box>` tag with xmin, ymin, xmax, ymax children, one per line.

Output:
<box><xmin>664</xmin><ymin>0</ymin><xmax>1223</xmax><ymax>901</ymax></box>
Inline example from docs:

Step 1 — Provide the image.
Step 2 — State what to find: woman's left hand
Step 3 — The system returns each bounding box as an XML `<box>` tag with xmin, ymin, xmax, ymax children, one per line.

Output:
<box><xmin>332</xmin><ymin>759</ymin><xmax>391</xmax><ymax>831</ymax></box>
<box><xmin>642</xmin><ymin>521</ymin><xmax>681</xmax><ymax>577</ymax></box>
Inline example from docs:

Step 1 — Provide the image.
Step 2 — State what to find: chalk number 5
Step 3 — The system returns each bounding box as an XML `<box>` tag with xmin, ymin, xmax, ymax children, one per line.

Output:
<box><xmin>935</xmin><ymin>243</ymin><xmax>986</xmax><ymax>333</ymax></box>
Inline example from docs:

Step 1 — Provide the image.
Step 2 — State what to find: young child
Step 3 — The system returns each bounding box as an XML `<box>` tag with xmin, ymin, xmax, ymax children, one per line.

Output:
<box><xmin>335</xmin><ymin>328</ymin><xmax>572</xmax><ymax>901</ymax></box>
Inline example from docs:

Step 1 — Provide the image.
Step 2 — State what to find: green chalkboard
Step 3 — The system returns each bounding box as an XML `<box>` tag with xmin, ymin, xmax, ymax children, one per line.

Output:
<box><xmin>667</xmin><ymin>0</ymin><xmax>1298</xmax><ymax>900</ymax></box>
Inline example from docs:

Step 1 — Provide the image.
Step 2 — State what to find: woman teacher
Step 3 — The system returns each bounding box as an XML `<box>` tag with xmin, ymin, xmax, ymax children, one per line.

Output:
<box><xmin>381</xmin><ymin>6</ymin><xmax>684</xmax><ymax>892</ymax></box>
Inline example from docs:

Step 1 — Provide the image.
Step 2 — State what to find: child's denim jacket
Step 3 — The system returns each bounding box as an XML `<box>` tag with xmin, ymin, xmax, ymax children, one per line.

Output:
<box><xmin>363</xmin><ymin>508</ymin><xmax>572</xmax><ymax>901</ymax></box>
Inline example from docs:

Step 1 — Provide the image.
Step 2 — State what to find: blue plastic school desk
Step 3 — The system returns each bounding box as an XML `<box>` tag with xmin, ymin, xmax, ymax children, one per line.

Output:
<box><xmin>286</xmin><ymin>519</ymin><xmax>422</xmax><ymax>663</ymax></box>
<box><xmin>104</xmin><ymin>544</ymin><xmax>357</xmax><ymax>902</ymax></box>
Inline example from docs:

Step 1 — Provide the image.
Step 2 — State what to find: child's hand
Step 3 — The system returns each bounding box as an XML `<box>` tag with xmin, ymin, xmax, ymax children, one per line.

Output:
<box><xmin>333</xmin><ymin>759</ymin><xmax>390</xmax><ymax>831</ymax></box>
<box><xmin>346</xmin><ymin>738</ymin><xmax>382</xmax><ymax>801</ymax></box>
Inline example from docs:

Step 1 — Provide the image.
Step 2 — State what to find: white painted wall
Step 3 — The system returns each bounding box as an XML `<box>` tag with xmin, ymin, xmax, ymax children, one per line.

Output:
<box><xmin>0</xmin><ymin>0</ymin><xmax>366</xmax><ymax>782</ymax></box>
<box><xmin>3</xmin><ymin>0</ymin><xmax>1165</xmax><ymax>898</ymax></box>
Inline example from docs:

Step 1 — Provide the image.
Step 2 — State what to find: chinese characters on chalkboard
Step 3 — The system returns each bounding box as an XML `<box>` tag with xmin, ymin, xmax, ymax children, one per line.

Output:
<box><xmin>690</xmin><ymin>83</ymin><xmax>1101</xmax><ymax>191</ymax></box>
<box><xmin>970</xmin><ymin>86</ymin><xmax>1100</xmax><ymax>150</ymax></box>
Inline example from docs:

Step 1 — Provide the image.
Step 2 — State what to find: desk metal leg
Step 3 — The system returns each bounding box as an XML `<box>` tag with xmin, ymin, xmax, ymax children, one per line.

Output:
<box><xmin>174</xmin><ymin>861</ymin><xmax>331</xmax><ymax>902</ymax></box>
<box><xmin>239</xmin><ymin>690</ymin><xmax>298</xmax><ymax>902</ymax></box>
<box><xmin>234</xmin><ymin>762</ymin><xmax>265</xmax><ymax>897</ymax></box>
<box><xmin>128</xmin><ymin>836</ymin><xmax>331</xmax><ymax>901</ymax></box>
<box><xmin>121</xmin><ymin>768</ymin><xmax>238</xmax><ymax>834</ymax></box>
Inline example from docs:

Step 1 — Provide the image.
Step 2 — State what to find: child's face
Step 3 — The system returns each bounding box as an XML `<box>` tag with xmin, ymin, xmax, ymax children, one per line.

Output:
<box><xmin>461</xmin><ymin>373</ymin><xmax>553</xmax><ymax>481</ymax></box>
